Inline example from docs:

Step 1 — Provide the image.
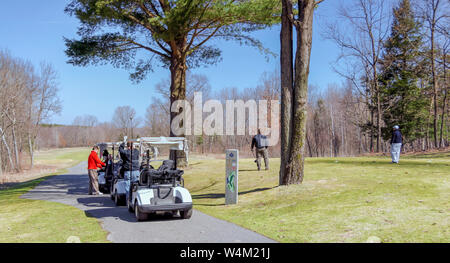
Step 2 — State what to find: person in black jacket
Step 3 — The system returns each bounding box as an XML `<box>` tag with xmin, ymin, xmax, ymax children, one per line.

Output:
<box><xmin>390</xmin><ymin>125</ymin><xmax>403</xmax><ymax>164</ymax></box>
<box><xmin>119</xmin><ymin>141</ymin><xmax>140</xmax><ymax>203</ymax></box>
<box><xmin>251</xmin><ymin>129</ymin><xmax>269</xmax><ymax>171</ymax></box>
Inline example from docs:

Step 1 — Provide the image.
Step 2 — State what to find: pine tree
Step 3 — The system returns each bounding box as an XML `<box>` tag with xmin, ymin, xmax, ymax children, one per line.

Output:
<box><xmin>64</xmin><ymin>0</ymin><xmax>279</xmax><ymax>166</ymax></box>
<box><xmin>379</xmin><ymin>0</ymin><xmax>428</xmax><ymax>144</ymax></box>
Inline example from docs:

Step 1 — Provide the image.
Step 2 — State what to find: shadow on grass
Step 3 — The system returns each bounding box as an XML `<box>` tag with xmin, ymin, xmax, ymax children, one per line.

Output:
<box><xmin>0</xmin><ymin>175</ymin><xmax>54</xmax><ymax>194</ymax></box>
<box><xmin>192</xmin><ymin>187</ymin><xmax>276</xmax><ymax>207</ymax></box>
<box><xmin>408</xmin><ymin>152</ymin><xmax>450</xmax><ymax>159</ymax></box>
<box><xmin>193</xmin><ymin>203</ymin><xmax>223</xmax><ymax>207</ymax></box>
<box><xmin>189</xmin><ymin>180</ymin><xmax>219</xmax><ymax>193</ymax></box>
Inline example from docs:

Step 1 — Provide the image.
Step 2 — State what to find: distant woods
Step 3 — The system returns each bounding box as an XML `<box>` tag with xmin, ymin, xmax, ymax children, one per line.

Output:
<box><xmin>0</xmin><ymin>50</ymin><xmax>61</xmax><ymax>175</ymax></box>
<box><xmin>36</xmin><ymin>71</ymin><xmax>282</xmax><ymax>156</ymax></box>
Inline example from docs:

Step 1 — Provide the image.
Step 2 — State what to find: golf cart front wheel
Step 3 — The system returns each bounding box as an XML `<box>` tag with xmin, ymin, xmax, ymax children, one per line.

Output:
<box><xmin>180</xmin><ymin>208</ymin><xmax>192</xmax><ymax>219</ymax></box>
<box><xmin>114</xmin><ymin>192</ymin><xmax>122</xmax><ymax>206</ymax></box>
<box><xmin>134</xmin><ymin>203</ymin><xmax>148</xmax><ymax>221</ymax></box>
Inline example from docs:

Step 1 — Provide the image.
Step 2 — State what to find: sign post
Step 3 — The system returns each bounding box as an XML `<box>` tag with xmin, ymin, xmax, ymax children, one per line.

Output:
<box><xmin>225</xmin><ymin>149</ymin><xmax>238</xmax><ymax>205</ymax></box>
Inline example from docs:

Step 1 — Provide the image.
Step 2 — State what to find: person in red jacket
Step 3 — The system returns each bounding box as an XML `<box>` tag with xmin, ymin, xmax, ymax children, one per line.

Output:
<box><xmin>87</xmin><ymin>146</ymin><xmax>106</xmax><ymax>195</ymax></box>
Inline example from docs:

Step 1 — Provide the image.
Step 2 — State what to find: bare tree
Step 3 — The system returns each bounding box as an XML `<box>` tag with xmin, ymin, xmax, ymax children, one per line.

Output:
<box><xmin>112</xmin><ymin>106</ymin><xmax>141</xmax><ymax>139</ymax></box>
<box><xmin>324</xmin><ymin>0</ymin><xmax>392</xmax><ymax>152</ymax></box>
<box><xmin>0</xmin><ymin>50</ymin><xmax>61</xmax><ymax>174</ymax></box>
<box><xmin>146</xmin><ymin>72</ymin><xmax>211</xmax><ymax>152</ymax></box>
<box><xmin>145</xmin><ymin>102</ymin><xmax>170</xmax><ymax>137</ymax></box>
<box><xmin>26</xmin><ymin>63</ymin><xmax>62</xmax><ymax>167</ymax></box>
<box><xmin>416</xmin><ymin>0</ymin><xmax>449</xmax><ymax>148</ymax></box>
<box><xmin>437</xmin><ymin>38</ymin><xmax>449</xmax><ymax>147</ymax></box>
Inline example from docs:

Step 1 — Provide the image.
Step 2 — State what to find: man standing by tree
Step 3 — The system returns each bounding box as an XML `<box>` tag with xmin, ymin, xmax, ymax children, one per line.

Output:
<box><xmin>391</xmin><ymin>125</ymin><xmax>403</xmax><ymax>164</ymax></box>
<box><xmin>251</xmin><ymin>129</ymin><xmax>269</xmax><ymax>171</ymax></box>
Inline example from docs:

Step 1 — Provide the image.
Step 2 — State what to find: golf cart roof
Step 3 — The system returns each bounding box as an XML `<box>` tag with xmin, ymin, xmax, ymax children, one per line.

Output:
<box><xmin>138</xmin><ymin>137</ymin><xmax>189</xmax><ymax>164</ymax></box>
<box><xmin>138</xmin><ymin>137</ymin><xmax>188</xmax><ymax>151</ymax></box>
<box><xmin>96</xmin><ymin>142</ymin><xmax>121</xmax><ymax>147</ymax></box>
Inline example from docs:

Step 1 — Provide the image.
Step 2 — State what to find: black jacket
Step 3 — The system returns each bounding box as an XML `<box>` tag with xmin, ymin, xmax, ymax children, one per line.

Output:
<box><xmin>119</xmin><ymin>144</ymin><xmax>140</xmax><ymax>171</ymax></box>
<box><xmin>252</xmin><ymin>134</ymin><xmax>268</xmax><ymax>149</ymax></box>
<box><xmin>391</xmin><ymin>130</ymin><xmax>403</xmax><ymax>144</ymax></box>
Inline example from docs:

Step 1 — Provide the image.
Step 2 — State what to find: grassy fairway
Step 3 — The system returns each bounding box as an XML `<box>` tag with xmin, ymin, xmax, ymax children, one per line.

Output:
<box><xmin>184</xmin><ymin>152</ymin><xmax>450</xmax><ymax>243</ymax></box>
<box><xmin>0</xmin><ymin>147</ymin><xmax>109</xmax><ymax>243</ymax></box>
<box><xmin>34</xmin><ymin>147</ymin><xmax>91</xmax><ymax>167</ymax></box>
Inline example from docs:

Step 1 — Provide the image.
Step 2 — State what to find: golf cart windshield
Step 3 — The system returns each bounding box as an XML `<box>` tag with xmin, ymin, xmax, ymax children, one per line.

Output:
<box><xmin>138</xmin><ymin>137</ymin><xmax>189</xmax><ymax>164</ymax></box>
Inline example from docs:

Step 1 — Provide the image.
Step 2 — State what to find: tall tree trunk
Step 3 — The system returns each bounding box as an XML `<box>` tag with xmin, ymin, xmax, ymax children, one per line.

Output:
<box><xmin>280</xmin><ymin>0</ymin><xmax>294</xmax><ymax>185</ymax></box>
<box><xmin>359</xmin><ymin>127</ymin><xmax>363</xmax><ymax>154</ymax></box>
<box><xmin>368</xmin><ymin>21</ymin><xmax>382</xmax><ymax>153</ymax></box>
<box><xmin>440</xmin><ymin>86</ymin><xmax>447</xmax><ymax>147</ymax></box>
<box><xmin>431</xmin><ymin>27</ymin><xmax>439</xmax><ymax>148</ymax></box>
<box><xmin>281</xmin><ymin>0</ymin><xmax>315</xmax><ymax>185</ymax></box>
<box><xmin>370</xmin><ymin>109</ymin><xmax>374</xmax><ymax>152</ymax></box>
<box><xmin>28</xmin><ymin>134</ymin><xmax>34</xmax><ymax>168</ymax></box>
<box><xmin>11</xmin><ymin>123</ymin><xmax>20</xmax><ymax>172</ymax></box>
<box><xmin>169</xmin><ymin>52</ymin><xmax>188</xmax><ymax>167</ymax></box>
<box><xmin>427</xmin><ymin>97</ymin><xmax>433</xmax><ymax>149</ymax></box>
<box><xmin>330</xmin><ymin>104</ymin><xmax>335</xmax><ymax>157</ymax></box>
<box><xmin>0</xmin><ymin>128</ymin><xmax>15</xmax><ymax>171</ymax></box>
<box><xmin>0</xmin><ymin>146</ymin><xmax>3</xmax><ymax>180</ymax></box>
<box><xmin>376</xmin><ymin>90</ymin><xmax>382</xmax><ymax>152</ymax></box>
<box><xmin>439</xmin><ymin>48</ymin><xmax>447</xmax><ymax>148</ymax></box>
<box><xmin>306</xmin><ymin>132</ymin><xmax>313</xmax><ymax>157</ymax></box>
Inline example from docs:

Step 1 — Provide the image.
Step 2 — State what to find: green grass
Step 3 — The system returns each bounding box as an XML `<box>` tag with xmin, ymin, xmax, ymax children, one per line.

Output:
<box><xmin>35</xmin><ymin>147</ymin><xmax>91</xmax><ymax>167</ymax></box>
<box><xmin>0</xmin><ymin>147</ymin><xmax>109</xmax><ymax>243</ymax></box>
<box><xmin>184</xmin><ymin>152</ymin><xmax>450</xmax><ymax>243</ymax></box>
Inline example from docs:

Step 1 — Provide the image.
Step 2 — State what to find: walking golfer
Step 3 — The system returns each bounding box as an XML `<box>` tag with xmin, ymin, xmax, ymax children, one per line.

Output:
<box><xmin>251</xmin><ymin>129</ymin><xmax>269</xmax><ymax>171</ymax></box>
<box><xmin>87</xmin><ymin>146</ymin><xmax>106</xmax><ymax>195</ymax></box>
<box><xmin>390</xmin><ymin>125</ymin><xmax>403</xmax><ymax>164</ymax></box>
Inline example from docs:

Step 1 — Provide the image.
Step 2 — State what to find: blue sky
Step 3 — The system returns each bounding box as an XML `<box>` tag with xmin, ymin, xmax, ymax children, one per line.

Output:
<box><xmin>0</xmin><ymin>0</ymin><xmax>343</xmax><ymax>125</ymax></box>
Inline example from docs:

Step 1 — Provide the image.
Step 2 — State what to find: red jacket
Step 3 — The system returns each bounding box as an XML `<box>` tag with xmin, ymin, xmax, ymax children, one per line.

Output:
<box><xmin>88</xmin><ymin>151</ymin><xmax>105</xmax><ymax>170</ymax></box>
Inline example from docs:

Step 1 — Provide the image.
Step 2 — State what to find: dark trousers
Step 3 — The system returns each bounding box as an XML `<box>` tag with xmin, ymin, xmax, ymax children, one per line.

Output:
<box><xmin>255</xmin><ymin>148</ymin><xmax>269</xmax><ymax>170</ymax></box>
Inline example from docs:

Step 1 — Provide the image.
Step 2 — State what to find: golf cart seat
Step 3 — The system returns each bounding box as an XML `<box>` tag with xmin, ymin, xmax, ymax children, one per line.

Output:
<box><xmin>158</xmin><ymin>160</ymin><xmax>175</xmax><ymax>171</ymax></box>
<box><xmin>140</xmin><ymin>162</ymin><xmax>154</xmax><ymax>171</ymax></box>
<box><xmin>139</xmin><ymin>160</ymin><xmax>184</xmax><ymax>186</ymax></box>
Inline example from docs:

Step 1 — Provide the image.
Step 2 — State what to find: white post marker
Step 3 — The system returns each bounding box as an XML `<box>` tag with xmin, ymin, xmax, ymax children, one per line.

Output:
<box><xmin>225</xmin><ymin>149</ymin><xmax>238</xmax><ymax>205</ymax></box>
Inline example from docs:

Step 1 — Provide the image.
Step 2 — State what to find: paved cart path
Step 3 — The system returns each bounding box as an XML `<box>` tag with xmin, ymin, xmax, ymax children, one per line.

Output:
<box><xmin>22</xmin><ymin>162</ymin><xmax>275</xmax><ymax>243</ymax></box>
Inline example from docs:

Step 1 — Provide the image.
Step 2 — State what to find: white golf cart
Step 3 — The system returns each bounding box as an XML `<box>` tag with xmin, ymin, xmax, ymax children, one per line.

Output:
<box><xmin>128</xmin><ymin>137</ymin><xmax>192</xmax><ymax>221</ymax></box>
